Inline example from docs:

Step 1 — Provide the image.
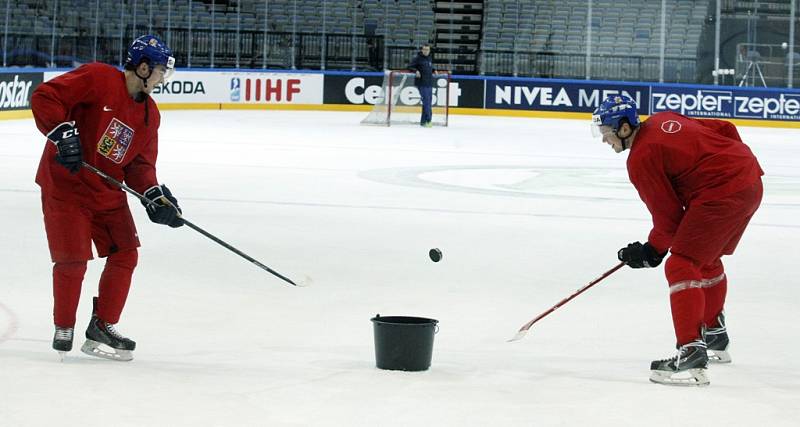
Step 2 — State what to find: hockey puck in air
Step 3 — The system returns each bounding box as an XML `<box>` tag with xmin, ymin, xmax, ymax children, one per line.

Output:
<box><xmin>429</xmin><ymin>248</ymin><xmax>442</xmax><ymax>262</ymax></box>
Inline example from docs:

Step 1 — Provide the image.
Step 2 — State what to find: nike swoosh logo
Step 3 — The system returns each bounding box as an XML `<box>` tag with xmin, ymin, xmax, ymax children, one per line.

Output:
<box><xmin>103</xmin><ymin>106</ymin><xmax>113</xmax><ymax>111</ymax></box>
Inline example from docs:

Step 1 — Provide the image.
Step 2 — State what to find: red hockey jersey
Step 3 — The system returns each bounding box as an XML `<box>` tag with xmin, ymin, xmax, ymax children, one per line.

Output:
<box><xmin>31</xmin><ymin>62</ymin><xmax>161</xmax><ymax>211</ymax></box>
<box><xmin>626</xmin><ymin>112</ymin><xmax>763</xmax><ymax>254</ymax></box>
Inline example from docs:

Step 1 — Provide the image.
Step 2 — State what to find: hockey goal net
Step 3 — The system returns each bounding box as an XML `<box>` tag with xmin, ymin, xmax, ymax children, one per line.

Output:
<box><xmin>361</xmin><ymin>70</ymin><xmax>450</xmax><ymax>126</ymax></box>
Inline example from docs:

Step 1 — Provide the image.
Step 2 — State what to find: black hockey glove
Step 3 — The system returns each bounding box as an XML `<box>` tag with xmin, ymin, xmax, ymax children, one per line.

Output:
<box><xmin>617</xmin><ymin>241</ymin><xmax>666</xmax><ymax>269</ymax></box>
<box><xmin>142</xmin><ymin>185</ymin><xmax>184</xmax><ymax>228</ymax></box>
<box><xmin>47</xmin><ymin>121</ymin><xmax>82</xmax><ymax>174</ymax></box>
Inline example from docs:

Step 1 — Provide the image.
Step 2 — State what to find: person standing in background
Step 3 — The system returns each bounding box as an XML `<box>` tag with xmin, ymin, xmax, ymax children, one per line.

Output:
<box><xmin>408</xmin><ymin>43</ymin><xmax>435</xmax><ymax>127</ymax></box>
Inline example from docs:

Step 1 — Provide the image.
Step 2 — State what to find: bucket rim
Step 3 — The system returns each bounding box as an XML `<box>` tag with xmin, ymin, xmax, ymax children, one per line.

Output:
<box><xmin>371</xmin><ymin>315</ymin><xmax>439</xmax><ymax>325</ymax></box>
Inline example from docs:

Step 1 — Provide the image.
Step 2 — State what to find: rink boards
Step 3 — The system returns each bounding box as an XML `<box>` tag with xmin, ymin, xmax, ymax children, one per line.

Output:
<box><xmin>2</xmin><ymin>68</ymin><xmax>800</xmax><ymax>128</ymax></box>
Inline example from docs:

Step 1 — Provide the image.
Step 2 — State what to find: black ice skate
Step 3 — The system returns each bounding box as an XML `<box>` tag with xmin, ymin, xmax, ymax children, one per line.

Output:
<box><xmin>706</xmin><ymin>312</ymin><xmax>731</xmax><ymax>364</ymax></box>
<box><xmin>80</xmin><ymin>315</ymin><xmax>136</xmax><ymax>361</ymax></box>
<box><xmin>80</xmin><ymin>298</ymin><xmax>136</xmax><ymax>361</ymax></box>
<box><xmin>52</xmin><ymin>326</ymin><xmax>74</xmax><ymax>361</ymax></box>
<box><xmin>650</xmin><ymin>339</ymin><xmax>709</xmax><ymax>387</ymax></box>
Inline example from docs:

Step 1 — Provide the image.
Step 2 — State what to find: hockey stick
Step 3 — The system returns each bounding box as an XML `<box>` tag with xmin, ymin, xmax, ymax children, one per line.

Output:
<box><xmin>80</xmin><ymin>161</ymin><xmax>304</xmax><ymax>287</ymax></box>
<box><xmin>508</xmin><ymin>261</ymin><xmax>625</xmax><ymax>342</ymax></box>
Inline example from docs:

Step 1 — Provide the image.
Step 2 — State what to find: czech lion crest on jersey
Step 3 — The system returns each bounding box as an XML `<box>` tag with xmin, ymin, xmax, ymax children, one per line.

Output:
<box><xmin>97</xmin><ymin>118</ymin><xmax>134</xmax><ymax>163</ymax></box>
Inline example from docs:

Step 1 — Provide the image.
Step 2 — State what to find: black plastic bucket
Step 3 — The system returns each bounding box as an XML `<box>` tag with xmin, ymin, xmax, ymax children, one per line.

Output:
<box><xmin>371</xmin><ymin>315</ymin><xmax>439</xmax><ymax>371</ymax></box>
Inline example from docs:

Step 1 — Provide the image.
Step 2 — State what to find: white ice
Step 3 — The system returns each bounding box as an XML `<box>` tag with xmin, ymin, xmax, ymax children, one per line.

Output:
<box><xmin>1</xmin><ymin>110</ymin><xmax>799</xmax><ymax>426</ymax></box>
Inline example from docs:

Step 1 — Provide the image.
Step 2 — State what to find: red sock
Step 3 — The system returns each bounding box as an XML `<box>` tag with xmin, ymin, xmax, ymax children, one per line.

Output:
<box><xmin>665</xmin><ymin>254</ymin><xmax>705</xmax><ymax>345</ymax></box>
<box><xmin>669</xmin><ymin>288</ymin><xmax>705</xmax><ymax>345</ymax></box>
<box><xmin>97</xmin><ymin>249</ymin><xmax>138</xmax><ymax>324</ymax></box>
<box><xmin>53</xmin><ymin>261</ymin><xmax>88</xmax><ymax>328</ymax></box>
<box><xmin>701</xmin><ymin>266</ymin><xmax>727</xmax><ymax>329</ymax></box>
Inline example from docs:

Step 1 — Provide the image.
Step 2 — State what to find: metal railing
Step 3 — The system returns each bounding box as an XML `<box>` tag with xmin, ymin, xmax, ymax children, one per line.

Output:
<box><xmin>2</xmin><ymin>1</ymin><xmax>798</xmax><ymax>87</ymax></box>
<box><xmin>2</xmin><ymin>28</ymin><xmax>387</xmax><ymax>71</ymax></box>
<box><xmin>480</xmin><ymin>51</ymin><xmax>699</xmax><ymax>82</ymax></box>
<box><xmin>2</xmin><ymin>26</ymin><xmax>702</xmax><ymax>84</ymax></box>
<box><xmin>735</xmin><ymin>42</ymin><xmax>800</xmax><ymax>86</ymax></box>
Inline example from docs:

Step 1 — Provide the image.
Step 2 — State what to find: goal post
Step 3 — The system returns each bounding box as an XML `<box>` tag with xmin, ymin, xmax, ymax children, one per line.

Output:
<box><xmin>361</xmin><ymin>70</ymin><xmax>450</xmax><ymax>127</ymax></box>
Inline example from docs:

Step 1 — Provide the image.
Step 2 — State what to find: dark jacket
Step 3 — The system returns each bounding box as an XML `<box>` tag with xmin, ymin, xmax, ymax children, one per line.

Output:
<box><xmin>407</xmin><ymin>52</ymin><xmax>434</xmax><ymax>87</ymax></box>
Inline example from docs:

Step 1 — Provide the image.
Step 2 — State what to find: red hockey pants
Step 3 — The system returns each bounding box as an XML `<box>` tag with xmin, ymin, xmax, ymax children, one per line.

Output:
<box><xmin>664</xmin><ymin>179</ymin><xmax>763</xmax><ymax>345</ymax></box>
<box><xmin>42</xmin><ymin>194</ymin><xmax>140</xmax><ymax>327</ymax></box>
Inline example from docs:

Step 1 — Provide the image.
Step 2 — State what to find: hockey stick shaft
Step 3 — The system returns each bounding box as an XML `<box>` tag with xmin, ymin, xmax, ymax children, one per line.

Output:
<box><xmin>81</xmin><ymin>161</ymin><xmax>299</xmax><ymax>286</ymax></box>
<box><xmin>508</xmin><ymin>261</ymin><xmax>625</xmax><ymax>342</ymax></box>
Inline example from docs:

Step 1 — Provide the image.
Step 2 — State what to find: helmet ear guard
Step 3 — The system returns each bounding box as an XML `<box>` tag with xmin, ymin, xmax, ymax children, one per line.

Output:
<box><xmin>615</xmin><ymin>117</ymin><xmax>631</xmax><ymax>133</ymax></box>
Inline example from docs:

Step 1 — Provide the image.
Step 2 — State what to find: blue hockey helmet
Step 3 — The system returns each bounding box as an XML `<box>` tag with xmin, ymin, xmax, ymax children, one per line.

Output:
<box><xmin>591</xmin><ymin>95</ymin><xmax>640</xmax><ymax>137</ymax></box>
<box><xmin>125</xmin><ymin>35</ymin><xmax>175</xmax><ymax>81</ymax></box>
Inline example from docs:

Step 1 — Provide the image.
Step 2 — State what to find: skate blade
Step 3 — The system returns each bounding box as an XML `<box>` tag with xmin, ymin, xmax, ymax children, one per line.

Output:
<box><xmin>80</xmin><ymin>339</ymin><xmax>133</xmax><ymax>362</ymax></box>
<box><xmin>708</xmin><ymin>348</ymin><xmax>732</xmax><ymax>364</ymax></box>
<box><xmin>57</xmin><ymin>351</ymin><xmax>67</xmax><ymax>362</ymax></box>
<box><xmin>649</xmin><ymin>368</ymin><xmax>710</xmax><ymax>387</ymax></box>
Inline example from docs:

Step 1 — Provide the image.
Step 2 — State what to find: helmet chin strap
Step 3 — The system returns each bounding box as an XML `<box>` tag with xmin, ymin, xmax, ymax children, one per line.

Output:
<box><xmin>133</xmin><ymin>64</ymin><xmax>153</xmax><ymax>103</ymax></box>
<box><xmin>131</xmin><ymin>63</ymin><xmax>152</xmax><ymax>125</ymax></box>
<box><xmin>614</xmin><ymin>127</ymin><xmax>634</xmax><ymax>151</ymax></box>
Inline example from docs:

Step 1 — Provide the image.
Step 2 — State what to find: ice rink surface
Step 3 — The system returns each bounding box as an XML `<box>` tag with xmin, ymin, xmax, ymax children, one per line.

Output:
<box><xmin>1</xmin><ymin>110</ymin><xmax>799</xmax><ymax>426</ymax></box>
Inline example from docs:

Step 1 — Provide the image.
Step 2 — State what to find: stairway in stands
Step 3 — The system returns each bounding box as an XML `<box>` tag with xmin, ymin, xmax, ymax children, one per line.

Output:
<box><xmin>432</xmin><ymin>0</ymin><xmax>483</xmax><ymax>74</ymax></box>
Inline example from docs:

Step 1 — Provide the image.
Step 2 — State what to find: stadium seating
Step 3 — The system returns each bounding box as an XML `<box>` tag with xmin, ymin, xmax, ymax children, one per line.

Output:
<box><xmin>0</xmin><ymin>0</ymin><xmax>720</xmax><ymax>81</ymax></box>
<box><xmin>478</xmin><ymin>0</ymin><xmax>708</xmax><ymax>79</ymax></box>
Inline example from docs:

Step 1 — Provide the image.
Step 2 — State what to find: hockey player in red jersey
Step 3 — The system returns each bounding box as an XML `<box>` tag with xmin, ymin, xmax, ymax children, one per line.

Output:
<box><xmin>31</xmin><ymin>35</ymin><xmax>183</xmax><ymax>361</ymax></box>
<box><xmin>592</xmin><ymin>95</ymin><xmax>763</xmax><ymax>386</ymax></box>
